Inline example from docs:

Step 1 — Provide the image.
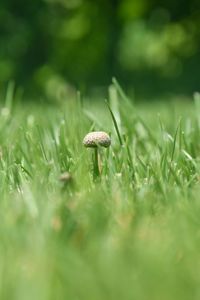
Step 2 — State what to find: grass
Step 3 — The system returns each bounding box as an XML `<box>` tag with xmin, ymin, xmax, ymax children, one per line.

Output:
<box><xmin>1</xmin><ymin>82</ymin><xmax>200</xmax><ymax>300</ymax></box>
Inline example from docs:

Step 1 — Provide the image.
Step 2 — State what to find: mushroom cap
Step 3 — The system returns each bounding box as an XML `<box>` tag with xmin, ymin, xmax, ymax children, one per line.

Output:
<box><xmin>59</xmin><ymin>172</ymin><xmax>72</xmax><ymax>183</ymax></box>
<box><xmin>83</xmin><ymin>131</ymin><xmax>111</xmax><ymax>148</ymax></box>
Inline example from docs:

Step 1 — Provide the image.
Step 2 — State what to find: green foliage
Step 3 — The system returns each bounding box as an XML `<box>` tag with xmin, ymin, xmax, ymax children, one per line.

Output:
<box><xmin>0</xmin><ymin>84</ymin><xmax>200</xmax><ymax>298</ymax></box>
<box><xmin>119</xmin><ymin>20</ymin><xmax>197</xmax><ymax>75</ymax></box>
<box><xmin>0</xmin><ymin>0</ymin><xmax>200</xmax><ymax>95</ymax></box>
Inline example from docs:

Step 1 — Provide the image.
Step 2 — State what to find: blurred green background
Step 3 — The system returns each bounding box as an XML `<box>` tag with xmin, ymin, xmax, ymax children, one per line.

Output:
<box><xmin>0</xmin><ymin>0</ymin><xmax>200</xmax><ymax>98</ymax></box>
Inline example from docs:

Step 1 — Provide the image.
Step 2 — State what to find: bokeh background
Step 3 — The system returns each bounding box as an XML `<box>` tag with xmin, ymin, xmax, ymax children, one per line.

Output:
<box><xmin>0</xmin><ymin>0</ymin><xmax>200</xmax><ymax>99</ymax></box>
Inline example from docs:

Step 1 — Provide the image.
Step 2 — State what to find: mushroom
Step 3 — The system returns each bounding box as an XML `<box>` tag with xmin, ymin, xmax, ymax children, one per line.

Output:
<box><xmin>83</xmin><ymin>131</ymin><xmax>111</xmax><ymax>179</ymax></box>
<box><xmin>59</xmin><ymin>172</ymin><xmax>74</xmax><ymax>191</ymax></box>
<box><xmin>59</xmin><ymin>172</ymin><xmax>72</xmax><ymax>183</ymax></box>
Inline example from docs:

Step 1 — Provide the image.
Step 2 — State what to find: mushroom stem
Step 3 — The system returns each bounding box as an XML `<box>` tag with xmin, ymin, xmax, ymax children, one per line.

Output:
<box><xmin>83</xmin><ymin>131</ymin><xmax>111</xmax><ymax>181</ymax></box>
<box><xmin>93</xmin><ymin>147</ymin><xmax>100</xmax><ymax>179</ymax></box>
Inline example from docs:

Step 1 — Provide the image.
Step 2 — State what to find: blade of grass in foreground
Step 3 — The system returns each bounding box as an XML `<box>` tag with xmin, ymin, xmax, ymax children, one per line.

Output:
<box><xmin>112</xmin><ymin>77</ymin><xmax>131</xmax><ymax>103</ymax></box>
<box><xmin>105</xmin><ymin>99</ymin><xmax>123</xmax><ymax>146</ymax></box>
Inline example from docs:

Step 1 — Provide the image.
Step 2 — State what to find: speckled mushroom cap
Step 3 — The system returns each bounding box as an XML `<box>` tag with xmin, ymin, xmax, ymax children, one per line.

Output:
<box><xmin>83</xmin><ymin>131</ymin><xmax>111</xmax><ymax>148</ymax></box>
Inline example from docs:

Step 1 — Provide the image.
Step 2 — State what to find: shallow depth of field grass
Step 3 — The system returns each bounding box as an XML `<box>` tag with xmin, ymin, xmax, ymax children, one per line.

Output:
<box><xmin>1</xmin><ymin>82</ymin><xmax>200</xmax><ymax>300</ymax></box>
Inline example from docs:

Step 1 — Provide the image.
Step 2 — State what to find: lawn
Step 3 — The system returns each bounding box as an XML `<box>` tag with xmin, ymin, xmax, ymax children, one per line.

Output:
<box><xmin>1</xmin><ymin>81</ymin><xmax>200</xmax><ymax>300</ymax></box>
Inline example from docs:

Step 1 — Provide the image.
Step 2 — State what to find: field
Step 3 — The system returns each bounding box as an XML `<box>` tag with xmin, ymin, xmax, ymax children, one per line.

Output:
<box><xmin>1</xmin><ymin>82</ymin><xmax>200</xmax><ymax>300</ymax></box>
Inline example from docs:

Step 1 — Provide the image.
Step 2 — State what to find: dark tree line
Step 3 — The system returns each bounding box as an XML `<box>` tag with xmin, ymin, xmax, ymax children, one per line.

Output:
<box><xmin>0</xmin><ymin>0</ymin><xmax>200</xmax><ymax>96</ymax></box>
